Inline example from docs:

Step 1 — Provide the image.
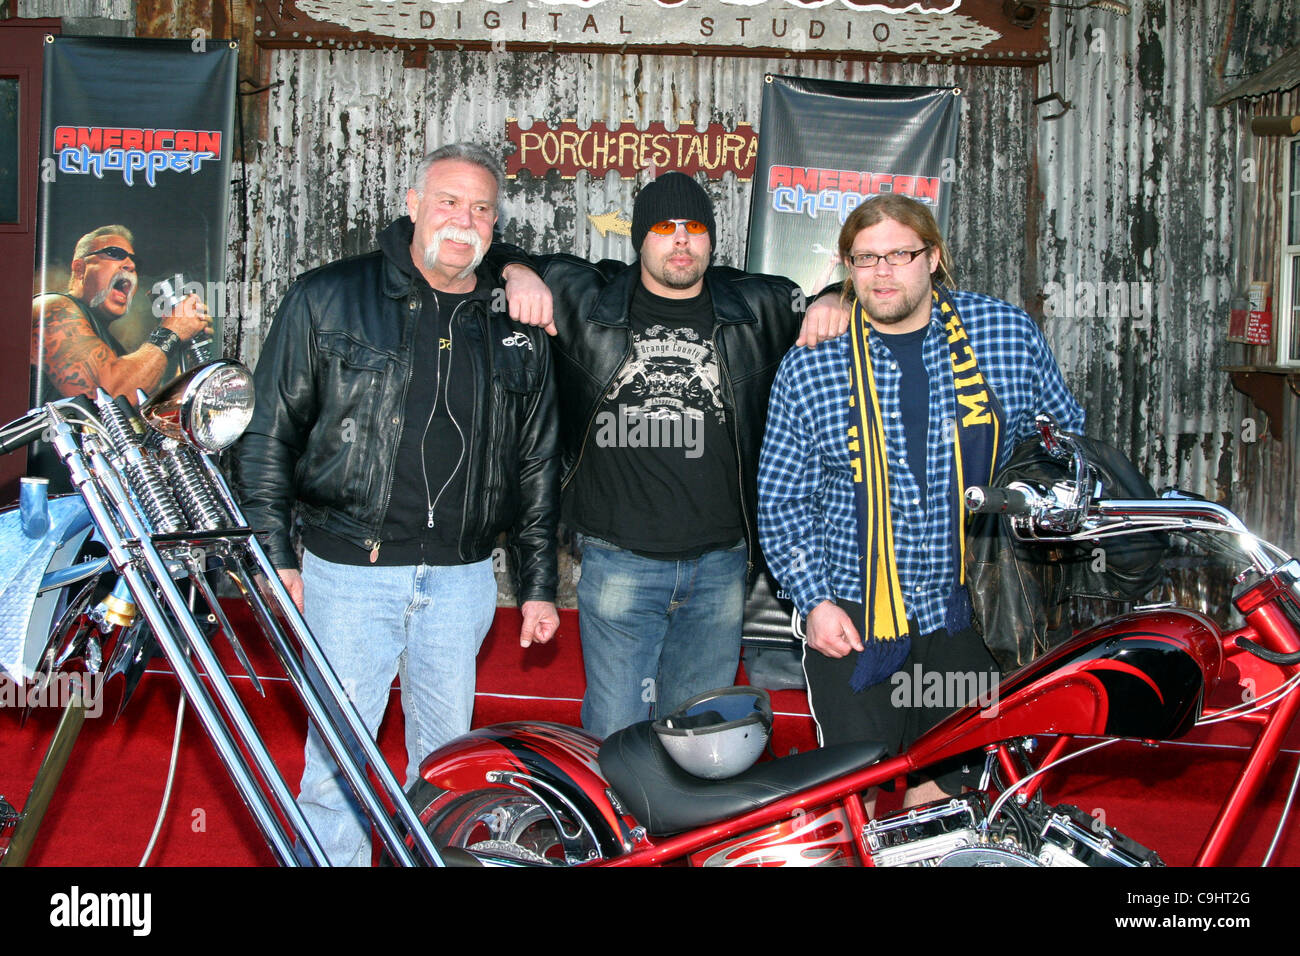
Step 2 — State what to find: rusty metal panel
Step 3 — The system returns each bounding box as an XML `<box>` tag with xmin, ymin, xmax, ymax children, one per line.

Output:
<box><xmin>1214</xmin><ymin>46</ymin><xmax>1300</xmax><ymax>105</ymax></box>
<box><xmin>17</xmin><ymin>0</ymin><xmax>132</xmax><ymax>17</ymax></box>
<box><xmin>233</xmin><ymin>0</ymin><xmax>1300</xmax><ymax>573</ymax></box>
<box><xmin>1038</xmin><ymin>0</ymin><xmax>1299</xmax><ymax>555</ymax></box>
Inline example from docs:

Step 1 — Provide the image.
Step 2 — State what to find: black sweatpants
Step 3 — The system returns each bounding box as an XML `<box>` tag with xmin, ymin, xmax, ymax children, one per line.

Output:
<box><xmin>802</xmin><ymin>600</ymin><xmax>1000</xmax><ymax>793</ymax></box>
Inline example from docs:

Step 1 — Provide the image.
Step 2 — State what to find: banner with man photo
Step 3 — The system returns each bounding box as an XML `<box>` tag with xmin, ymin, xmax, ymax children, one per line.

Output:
<box><xmin>30</xmin><ymin>36</ymin><xmax>237</xmax><ymax>430</ymax></box>
<box><xmin>745</xmin><ymin>75</ymin><xmax>960</xmax><ymax>294</ymax></box>
<box><xmin>741</xmin><ymin>75</ymin><xmax>961</xmax><ymax>682</ymax></box>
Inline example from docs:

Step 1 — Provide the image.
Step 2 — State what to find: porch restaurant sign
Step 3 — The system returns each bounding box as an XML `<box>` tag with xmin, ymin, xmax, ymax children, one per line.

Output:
<box><xmin>507</xmin><ymin>120</ymin><xmax>757</xmax><ymax>180</ymax></box>
<box><xmin>283</xmin><ymin>0</ymin><xmax>1014</xmax><ymax>57</ymax></box>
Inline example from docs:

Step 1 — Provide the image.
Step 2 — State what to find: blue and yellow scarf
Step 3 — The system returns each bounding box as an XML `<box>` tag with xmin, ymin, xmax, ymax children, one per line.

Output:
<box><xmin>846</xmin><ymin>287</ymin><xmax>1004</xmax><ymax>690</ymax></box>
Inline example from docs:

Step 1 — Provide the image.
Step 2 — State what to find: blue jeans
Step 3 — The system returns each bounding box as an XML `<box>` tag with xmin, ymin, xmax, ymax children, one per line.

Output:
<box><xmin>576</xmin><ymin>536</ymin><xmax>747</xmax><ymax>739</ymax></box>
<box><xmin>297</xmin><ymin>550</ymin><xmax>496</xmax><ymax>866</ymax></box>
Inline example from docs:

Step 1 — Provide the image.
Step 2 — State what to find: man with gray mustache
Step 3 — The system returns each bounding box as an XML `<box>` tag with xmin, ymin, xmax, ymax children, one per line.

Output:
<box><xmin>424</xmin><ymin>224</ymin><xmax>485</xmax><ymax>278</ymax></box>
<box><xmin>31</xmin><ymin>224</ymin><xmax>211</xmax><ymax>403</ymax></box>
<box><xmin>236</xmin><ymin>143</ymin><xmax>560</xmax><ymax>866</ymax></box>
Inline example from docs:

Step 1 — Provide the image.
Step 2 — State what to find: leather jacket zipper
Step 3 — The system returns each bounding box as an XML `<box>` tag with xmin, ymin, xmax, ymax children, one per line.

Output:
<box><xmin>711</xmin><ymin>327</ymin><xmax>754</xmax><ymax>576</ymax></box>
<box><xmin>370</xmin><ymin>293</ymin><xmax>420</xmax><ymax>563</ymax></box>
<box><xmin>462</xmin><ymin>309</ymin><xmax>492</xmax><ymax>560</ymax></box>
<box><xmin>421</xmin><ymin>292</ymin><xmax>468</xmax><ymax>532</ymax></box>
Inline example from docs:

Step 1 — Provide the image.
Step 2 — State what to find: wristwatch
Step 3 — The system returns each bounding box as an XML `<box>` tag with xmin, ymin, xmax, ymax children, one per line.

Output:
<box><xmin>147</xmin><ymin>326</ymin><xmax>181</xmax><ymax>358</ymax></box>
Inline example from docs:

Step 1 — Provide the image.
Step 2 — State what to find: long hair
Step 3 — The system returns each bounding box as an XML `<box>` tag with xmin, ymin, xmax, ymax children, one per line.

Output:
<box><xmin>836</xmin><ymin>196</ymin><xmax>954</xmax><ymax>302</ymax></box>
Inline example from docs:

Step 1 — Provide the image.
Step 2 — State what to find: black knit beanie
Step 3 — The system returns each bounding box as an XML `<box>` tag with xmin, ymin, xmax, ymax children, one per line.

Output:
<box><xmin>630</xmin><ymin>171</ymin><xmax>716</xmax><ymax>253</ymax></box>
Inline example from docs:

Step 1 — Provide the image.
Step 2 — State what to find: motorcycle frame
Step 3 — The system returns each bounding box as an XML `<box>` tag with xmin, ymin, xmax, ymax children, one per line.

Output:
<box><xmin>424</xmin><ymin>498</ymin><xmax>1300</xmax><ymax>868</ymax></box>
<box><xmin>601</xmin><ymin>606</ymin><xmax>1299</xmax><ymax>866</ymax></box>
<box><xmin>24</xmin><ymin>396</ymin><xmax>445</xmax><ymax>866</ymax></box>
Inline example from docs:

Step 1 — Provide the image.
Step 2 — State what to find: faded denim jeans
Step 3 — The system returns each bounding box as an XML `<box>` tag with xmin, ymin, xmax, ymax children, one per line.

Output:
<box><xmin>297</xmin><ymin>550</ymin><xmax>496</xmax><ymax>866</ymax></box>
<box><xmin>576</xmin><ymin>535</ymin><xmax>747</xmax><ymax>739</ymax></box>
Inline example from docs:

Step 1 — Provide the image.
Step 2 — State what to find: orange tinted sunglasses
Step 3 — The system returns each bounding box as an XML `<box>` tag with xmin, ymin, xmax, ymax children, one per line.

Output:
<box><xmin>648</xmin><ymin>219</ymin><xmax>708</xmax><ymax>235</ymax></box>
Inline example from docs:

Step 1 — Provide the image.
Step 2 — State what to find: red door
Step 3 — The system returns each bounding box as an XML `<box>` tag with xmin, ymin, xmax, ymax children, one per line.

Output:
<box><xmin>0</xmin><ymin>17</ymin><xmax>60</xmax><ymax>504</ymax></box>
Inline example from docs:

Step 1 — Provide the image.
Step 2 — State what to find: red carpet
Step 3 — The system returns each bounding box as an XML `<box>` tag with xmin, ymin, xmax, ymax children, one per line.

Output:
<box><xmin>1</xmin><ymin>606</ymin><xmax>1297</xmax><ymax>867</ymax></box>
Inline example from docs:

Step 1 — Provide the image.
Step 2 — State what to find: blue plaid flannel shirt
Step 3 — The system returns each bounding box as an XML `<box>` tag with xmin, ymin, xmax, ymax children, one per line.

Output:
<box><xmin>757</xmin><ymin>290</ymin><xmax>1085</xmax><ymax>634</ymax></box>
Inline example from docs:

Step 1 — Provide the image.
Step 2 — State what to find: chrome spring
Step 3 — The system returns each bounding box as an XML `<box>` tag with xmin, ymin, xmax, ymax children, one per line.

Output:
<box><xmin>94</xmin><ymin>389</ymin><xmax>146</xmax><ymax>453</ymax></box>
<box><xmin>124</xmin><ymin>450</ymin><xmax>187</xmax><ymax>534</ymax></box>
<box><xmin>95</xmin><ymin>391</ymin><xmax>187</xmax><ymax>534</ymax></box>
<box><xmin>162</xmin><ymin>443</ymin><xmax>230</xmax><ymax>531</ymax></box>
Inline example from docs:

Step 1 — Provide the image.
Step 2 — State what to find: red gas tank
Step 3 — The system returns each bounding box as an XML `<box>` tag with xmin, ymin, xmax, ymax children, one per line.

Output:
<box><xmin>909</xmin><ymin>608</ymin><xmax>1224</xmax><ymax>767</ymax></box>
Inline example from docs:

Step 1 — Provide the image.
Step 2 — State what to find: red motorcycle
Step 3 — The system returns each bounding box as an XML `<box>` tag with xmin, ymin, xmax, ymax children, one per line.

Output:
<box><xmin>399</xmin><ymin>420</ymin><xmax>1300</xmax><ymax>867</ymax></box>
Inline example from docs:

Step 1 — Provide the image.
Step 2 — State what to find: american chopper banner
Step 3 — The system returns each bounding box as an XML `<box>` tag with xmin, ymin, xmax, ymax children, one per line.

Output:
<box><xmin>741</xmin><ymin>76</ymin><xmax>960</xmax><ymax>680</ymax></box>
<box><xmin>744</xmin><ymin>76</ymin><xmax>961</xmax><ymax>294</ymax></box>
<box><xmin>31</xmin><ymin>37</ymin><xmax>237</xmax><ymax>411</ymax></box>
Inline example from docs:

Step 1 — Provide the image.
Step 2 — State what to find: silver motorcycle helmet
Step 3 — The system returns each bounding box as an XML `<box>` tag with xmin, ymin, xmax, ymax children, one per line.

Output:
<box><xmin>652</xmin><ymin>686</ymin><xmax>773</xmax><ymax>779</ymax></box>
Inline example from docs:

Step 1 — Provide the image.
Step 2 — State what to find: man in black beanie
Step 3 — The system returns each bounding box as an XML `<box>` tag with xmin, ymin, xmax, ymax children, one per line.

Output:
<box><xmin>501</xmin><ymin>170</ymin><xmax>839</xmax><ymax>738</ymax></box>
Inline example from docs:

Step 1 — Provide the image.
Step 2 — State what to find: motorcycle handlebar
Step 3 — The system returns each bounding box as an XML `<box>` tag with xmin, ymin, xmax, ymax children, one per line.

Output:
<box><xmin>964</xmin><ymin>485</ymin><xmax>1033</xmax><ymax>516</ymax></box>
<box><xmin>0</xmin><ymin>396</ymin><xmax>98</xmax><ymax>457</ymax></box>
<box><xmin>0</xmin><ymin>409</ymin><xmax>49</xmax><ymax>456</ymax></box>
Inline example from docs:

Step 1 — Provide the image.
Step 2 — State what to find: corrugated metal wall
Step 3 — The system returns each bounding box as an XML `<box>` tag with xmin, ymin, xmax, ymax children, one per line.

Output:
<box><xmin>1038</xmin><ymin>0</ymin><xmax>1297</xmax><ymax>558</ymax></box>
<box><xmin>20</xmin><ymin>0</ymin><xmax>132</xmax><ymax>17</ymax></box>
<box><xmin>20</xmin><ymin>0</ymin><xmax>1300</xmax><ymax>561</ymax></box>
<box><xmin>19</xmin><ymin>0</ymin><xmax>132</xmax><ymax>20</ymax></box>
<box><xmin>1223</xmin><ymin>79</ymin><xmax>1300</xmax><ymax>571</ymax></box>
<box><xmin>239</xmin><ymin>47</ymin><xmax>1037</xmax><ymax>363</ymax></box>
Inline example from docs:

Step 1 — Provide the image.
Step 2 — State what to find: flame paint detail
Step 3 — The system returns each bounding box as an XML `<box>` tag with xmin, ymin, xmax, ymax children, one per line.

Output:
<box><xmin>692</xmin><ymin>807</ymin><xmax>854</xmax><ymax>867</ymax></box>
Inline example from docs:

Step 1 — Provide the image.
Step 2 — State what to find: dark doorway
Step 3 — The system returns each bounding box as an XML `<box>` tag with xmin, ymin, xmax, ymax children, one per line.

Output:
<box><xmin>0</xmin><ymin>17</ymin><xmax>60</xmax><ymax>504</ymax></box>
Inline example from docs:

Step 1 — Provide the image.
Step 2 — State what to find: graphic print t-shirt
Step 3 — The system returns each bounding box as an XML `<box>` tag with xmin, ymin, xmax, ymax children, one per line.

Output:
<box><xmin>566</xmin><ymin>283</ymin><xmax>742</xmax><ymax>557</ymax></box>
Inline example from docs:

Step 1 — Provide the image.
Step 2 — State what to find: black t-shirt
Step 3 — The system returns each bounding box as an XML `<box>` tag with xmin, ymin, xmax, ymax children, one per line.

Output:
<box><xmin>874</xmin><ymin>324</ymin><xmax>931</xmax><ymax>501</ymax></box>
<box><xmin>304</xmin><ymin>284</ymin><xmax>475</xmax><ymax>566</ymax></box>
<box><xmin>565</xmin><ymin>283</ymin><xmax>743</xmax><ymax>558</ymax></box>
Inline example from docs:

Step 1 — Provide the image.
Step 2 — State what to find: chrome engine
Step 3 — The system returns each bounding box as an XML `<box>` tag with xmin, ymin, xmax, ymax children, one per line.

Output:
<box><xmin>865</xmin><ymin>794</ymin><xmax>1163</xmax><ymax>867</ymax></box>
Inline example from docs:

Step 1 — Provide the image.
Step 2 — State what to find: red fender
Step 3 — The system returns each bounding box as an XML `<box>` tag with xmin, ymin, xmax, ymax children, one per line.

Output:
<box><xmin>415</xmin><ymin>721</ymin><xmax>639</xmax><ymax>860</ymax></box>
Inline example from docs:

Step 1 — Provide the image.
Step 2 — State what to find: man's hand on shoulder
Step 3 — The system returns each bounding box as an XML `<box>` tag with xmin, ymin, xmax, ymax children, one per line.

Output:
<box><xmin>519</xmin><ymin>599</ymin><xmax>560</xmax><ymax>648</ymax></box>
<box><xmin>805</xmin><ymin>600</ymin><xmax>864</xmax><ymax>659</ymax></box>
<box><xmin>796</xmin><ymin>291</ymin><xmax>851</xmax><ymax>349</ymax></box>
<box><xmin>502</xmin><ymin>263</ymin><xmax>555</xmax><ymax>336</ymax></box>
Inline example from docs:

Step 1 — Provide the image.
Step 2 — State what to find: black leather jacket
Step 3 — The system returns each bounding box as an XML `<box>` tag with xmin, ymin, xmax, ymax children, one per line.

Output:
<box><xmin>537</xmin><ymin>255</ymin><xmax>802</xmax><ymax>569</ymax></box>
<box><xmin>235</xmin><ymin>220</ymin><xmax>560</xmax><ymax>603</ymax></box>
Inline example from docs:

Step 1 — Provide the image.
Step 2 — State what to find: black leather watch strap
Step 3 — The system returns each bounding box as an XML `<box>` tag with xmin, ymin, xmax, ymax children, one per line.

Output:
<box><xmin>147</xmin><ymin>326</ymin><xmax>181</xmax><ymax>357</ymax></box>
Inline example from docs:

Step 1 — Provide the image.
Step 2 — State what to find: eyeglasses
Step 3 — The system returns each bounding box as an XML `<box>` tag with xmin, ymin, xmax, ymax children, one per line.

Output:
<box><xmin>847</xmin><ymin>247</ymin><xmax>929</xmax><ymax>269</ymax></box>
<box><xmin>648</xmin><ymin>219</ymin><xmax>708</xmax><ymax>236</ymax></box>
<box><xmin>83</xmin><ymin>246</ymin><xmax>139</xmax><ymax>267</ymax></box>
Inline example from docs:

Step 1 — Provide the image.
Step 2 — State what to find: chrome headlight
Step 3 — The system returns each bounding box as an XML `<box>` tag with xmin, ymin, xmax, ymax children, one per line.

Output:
<box><xmin>142</xmin><ymin>361</ymin><xmax>255</xmax><ymax>452</ymax></box>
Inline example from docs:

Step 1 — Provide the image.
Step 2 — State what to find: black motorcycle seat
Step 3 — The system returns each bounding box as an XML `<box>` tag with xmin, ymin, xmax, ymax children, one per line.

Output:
<box><xmin>598</xmin><ymin>721</ymin><xmax>888</xmax><ymax>836</ymax></box>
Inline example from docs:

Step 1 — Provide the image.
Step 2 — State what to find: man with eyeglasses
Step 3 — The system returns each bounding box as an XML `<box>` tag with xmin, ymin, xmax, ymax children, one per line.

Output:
<box><xmin>758</xmin><ymin>195</ymin><xmax>1084</xmax><ymax>803</ymax></box>
<box><xmin>31</xmin><ymin>225</ymin><xmax>211</xmax><ymax>404</ymax></box>
<box><xmin>501</xmin><ymin>170</ymin><xmax>845</xmax><ymax>738</ymax></box>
